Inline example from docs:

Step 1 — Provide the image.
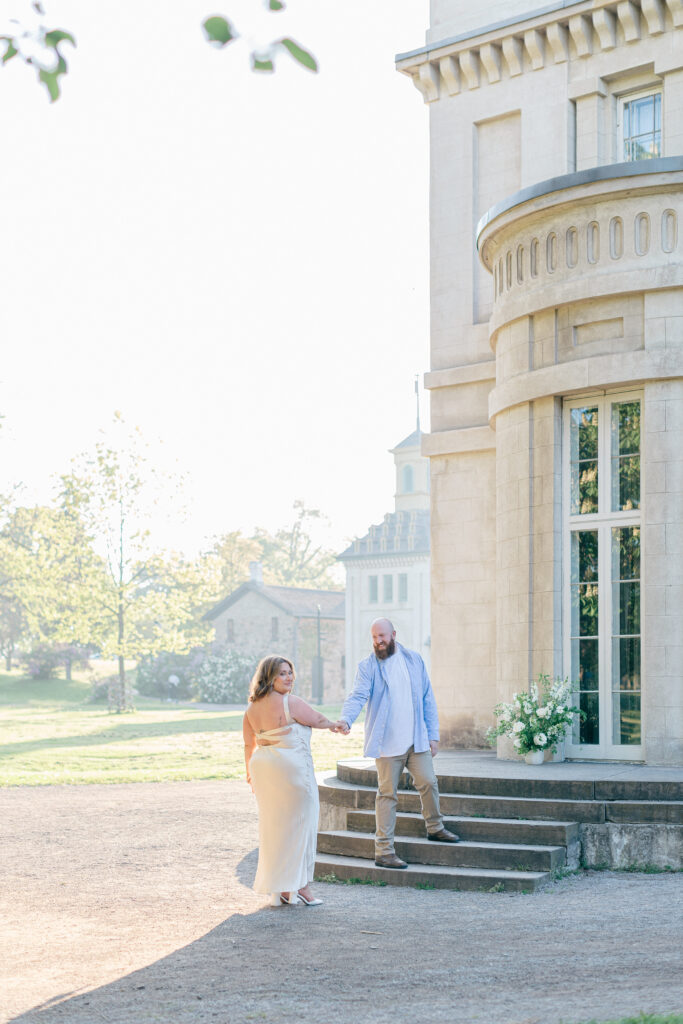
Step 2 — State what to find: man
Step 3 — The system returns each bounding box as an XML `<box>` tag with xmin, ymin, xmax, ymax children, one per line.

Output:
<box><xmin>339</xmin><ymin>618</ymin><xmax>458</xmax><ymax>869</ymax></box>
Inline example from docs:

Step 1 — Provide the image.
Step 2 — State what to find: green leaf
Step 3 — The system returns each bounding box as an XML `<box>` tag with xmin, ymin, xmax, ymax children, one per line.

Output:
<box><xmin>269</xmin><ymin>0</ymin><xmax>286</xmax><ymax>9</ymax></box>
<box><xmin>38</xmin><ymin>54</ymin><xmax>67</xmax><ymax>103</ymax></box>
<box><xmin>279</xmin><ymin>37</ymin><xmax>318</xmax><ymax>72</ymax></box>
<box><xmin>1</xmin><ymin>38</ymin><xmax>18</xmax><ymax>64</ymax></box>
<box><xmin>202</xmin><ymin>15</ymin><xmax>235</xmax><ymax>47</ymax></box>
<box><xmin>251</xmin><ymin>54</ymin><xmax>274</xmax><ymax>72</ymax></box>
<box><xmin>44</xmin><ymin>30</ymin><xmax>76</xmax><ymax>48</ymax></box>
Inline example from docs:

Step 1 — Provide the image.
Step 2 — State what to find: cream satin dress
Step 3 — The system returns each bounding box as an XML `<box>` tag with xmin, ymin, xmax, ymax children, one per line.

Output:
<box><xmin>250</xmin><ymin>693</ymin><xmax>319</xmax><ymax>895</ymax></box>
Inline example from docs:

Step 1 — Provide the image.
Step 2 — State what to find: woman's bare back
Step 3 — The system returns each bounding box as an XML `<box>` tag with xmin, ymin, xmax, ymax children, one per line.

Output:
<box><xmin>246</xmin><ymin>692</ymin><xmax>290</xmax><ymax>737</ymax></box>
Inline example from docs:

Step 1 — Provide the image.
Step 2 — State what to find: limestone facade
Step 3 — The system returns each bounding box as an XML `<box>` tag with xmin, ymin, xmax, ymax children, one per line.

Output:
<box><xmin>397</xmin><ymin>0</ymin><xmax>683</xmax><ymax>763</ymax></box>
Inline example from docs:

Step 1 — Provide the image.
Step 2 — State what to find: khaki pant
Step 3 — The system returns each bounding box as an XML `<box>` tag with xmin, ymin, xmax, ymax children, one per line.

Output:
<box><xmin>375</xmin><ymin>746</ymin><xmax>443</xmax><ymax>856</ymax></box>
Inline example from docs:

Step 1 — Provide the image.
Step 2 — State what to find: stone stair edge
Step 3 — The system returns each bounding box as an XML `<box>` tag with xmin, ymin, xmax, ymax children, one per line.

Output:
<box><xmin>319</xmin><ymin>829</ymin><xmax>565</xmax><ymax>855</ymax></box>
<box><xmin>314</xmin><ymin>853</ymin><xmax>549</xmax><ymax>890</ymax></box>
<box><xmin>346</xmin><ymin>807</ymin><xmax>580</xmax><ymax>827</ymax></box>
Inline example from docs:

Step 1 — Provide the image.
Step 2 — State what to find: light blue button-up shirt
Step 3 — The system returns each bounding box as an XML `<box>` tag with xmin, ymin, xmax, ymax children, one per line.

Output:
<box><xmin>341</xmin><ymin>642</ymin><xmax>440</xmax><ymax>758</ymax></box>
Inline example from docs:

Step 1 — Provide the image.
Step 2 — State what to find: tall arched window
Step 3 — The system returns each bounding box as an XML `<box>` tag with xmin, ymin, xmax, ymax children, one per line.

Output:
<box><xmin>402</xmin><ymin>465</ymin><xmax>414</xmax><ymax>493</ymax></box>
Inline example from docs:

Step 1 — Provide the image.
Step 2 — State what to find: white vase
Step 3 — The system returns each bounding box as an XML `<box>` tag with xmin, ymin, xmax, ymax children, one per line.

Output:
<box><xmin>524</xmin><ymin>750</ymin><xmax>544</xmax><ymax>765</ymax></box>
<box><xmin>545</xmin><ymin>741</ymin><xmax>565</xmax><ymax>763</ymax></box>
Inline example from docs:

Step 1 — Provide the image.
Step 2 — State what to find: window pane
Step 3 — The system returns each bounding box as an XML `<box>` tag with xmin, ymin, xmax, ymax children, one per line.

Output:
<box><xmin>369</xmin><ymin>576</ymin><xmax>378</xmax><ymax>603</ymax></box>
<box><xmin>612</xmin><ymin>692</ymin><xmax>641</xmax><ymax>745</ymax></box>
<box><xmin>575</xmin><ymin>690</ymin><xmax>600</xmax><ymax>745</ymax></box>
<box><xmin>570</xmin><ymin>407</ymin><xmax>599</xmax><ymax>515</ymax></box>
<box><xmin>398</xmin><ymin>574</ymin><xmax>408</xmax><ymax>602</ymax></box>
<box><xmin>611</xmin><ymin>401</ymin><xmax>640</xmax><ymax>511</ymax></box>
<box><xmin>383</xmin><ymin>575</ymin><xmax>393</xmax><ymax>602</ymax></box>
<box><xmin>571</xmin><ymin>530</ymin><xmax>600</xmax><ymax>745</ymax></box>
<box><xmin>624</xmin><ymin>94</ymin><xmax>662</xmax><ymax>161</ymax></box>
<box><xmin>611</xmin><ymin>526</ymin><xmax>641</xmax><ymax>745</ymax></box>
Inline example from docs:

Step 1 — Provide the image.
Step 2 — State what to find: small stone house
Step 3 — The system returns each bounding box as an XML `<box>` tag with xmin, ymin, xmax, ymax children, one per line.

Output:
<box><xmin>203</xmin><ymin>564</ymin><xmax>346</xmax><ymax>704</ymax></box>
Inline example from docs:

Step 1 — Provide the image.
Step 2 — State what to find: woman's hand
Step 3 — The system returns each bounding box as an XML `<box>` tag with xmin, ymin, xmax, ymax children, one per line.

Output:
<box><xmin>328</xmin><ymin>720</ymin><xmax>348</xmax><ymax>733</ymax></box>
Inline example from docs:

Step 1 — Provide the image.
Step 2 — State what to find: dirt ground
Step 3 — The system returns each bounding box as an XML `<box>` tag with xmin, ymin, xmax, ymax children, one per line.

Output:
<box><xmin>1</xmin><ymin>780</ymin><xmax>682</xmax><ymax>1024</ymax></box>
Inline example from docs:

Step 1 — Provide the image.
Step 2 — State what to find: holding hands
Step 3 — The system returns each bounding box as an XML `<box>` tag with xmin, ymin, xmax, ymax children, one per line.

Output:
<box><xmin>329</xmin><ymin>720</ymin><xmax>350</xmax><ymax>734</ymax></box>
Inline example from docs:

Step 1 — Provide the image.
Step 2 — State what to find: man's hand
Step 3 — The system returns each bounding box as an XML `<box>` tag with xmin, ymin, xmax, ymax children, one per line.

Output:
<box><xmin>429</xmin><ymin>740</ymin><xmax>439</xmax><ymax>758</ymax></box>
<box><xmin>335</xmin><ymin>720</ymin><xmax>350</xmax><ymax>735</ymax></box>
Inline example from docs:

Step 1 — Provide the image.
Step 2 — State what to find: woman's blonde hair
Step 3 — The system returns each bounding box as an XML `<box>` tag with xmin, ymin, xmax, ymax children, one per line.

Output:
<box><xmin>249</xmin><ymin>655</ymin><xmax>296</xmax><ymax>702</ymax></box>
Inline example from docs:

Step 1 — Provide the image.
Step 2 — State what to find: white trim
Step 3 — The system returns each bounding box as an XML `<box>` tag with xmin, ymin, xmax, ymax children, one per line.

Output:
<box><xmin>563</xmin><ymin>390</ymin><xmax>643</xmax><ymax>760</ymax></box>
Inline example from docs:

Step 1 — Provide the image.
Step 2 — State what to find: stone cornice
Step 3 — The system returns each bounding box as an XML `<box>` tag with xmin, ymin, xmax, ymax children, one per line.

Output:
<box><xmin>422</xmin><ymin>425</ymin><xmax>496</xmax><ymax>457</ymax></box>
<box><xmin>488</xmin><ymin>348</ymin><xmax>683</xmax><ymax>420</ymax></box>
<box><xmin>396</xmin><ymin>0</ymin><xmax>683</xmax><ymax>103</ymax></box>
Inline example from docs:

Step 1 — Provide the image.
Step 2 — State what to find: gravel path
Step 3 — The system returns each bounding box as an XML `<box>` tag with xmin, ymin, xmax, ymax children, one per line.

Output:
<box><xmin>1</xmin><ymin>781</ymin><xmax>682</xmax><ymax>1024</ymax></box>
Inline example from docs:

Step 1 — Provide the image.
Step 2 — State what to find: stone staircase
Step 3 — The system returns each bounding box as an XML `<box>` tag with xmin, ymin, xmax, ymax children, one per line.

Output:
<box><xmin>315</xmin><ymin>759</ymin><xmax>683</xmax><ymax>892</ymax></box>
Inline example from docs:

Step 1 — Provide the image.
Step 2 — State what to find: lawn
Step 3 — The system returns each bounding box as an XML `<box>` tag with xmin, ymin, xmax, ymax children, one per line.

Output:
<box><xmin>0</xmin><ymin>671</ymin><xmax>364</xmax><ymax>786</ymax></box>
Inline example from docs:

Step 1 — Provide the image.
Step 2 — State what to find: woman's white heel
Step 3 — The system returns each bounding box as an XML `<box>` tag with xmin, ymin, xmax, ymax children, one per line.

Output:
<box><xmin>279</xmin><ymin>893</ymin><xmax>301</xmax><ymax>905</ymax></box>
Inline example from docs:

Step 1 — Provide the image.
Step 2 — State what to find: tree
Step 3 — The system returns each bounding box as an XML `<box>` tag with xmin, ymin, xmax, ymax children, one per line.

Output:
<box><xmin>253</xmin><ymin>500</ymin><xmax>339</xmax><ymax>588</ymax></box>
<box><xmin>64</xmin><ymin>415</ymin><xmax>192</xmax><ymax>710</ymax></box>
<box><xmin>0</xmin><ymin>499</ymin><xmax>107</xmax><ymax>676</ymax></box>
<box><xmin>201</xmin><ymin>530</ymin><xmax>261</xmax><ymax>600</ymax></box>
<box><xmin>1</xmin><ymin>0</ymin><xmax>317</xmax><ymax>103</ymax></box>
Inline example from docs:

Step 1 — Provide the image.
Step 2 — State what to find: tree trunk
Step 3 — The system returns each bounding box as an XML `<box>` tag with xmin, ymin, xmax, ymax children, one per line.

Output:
<box><xmin>117</xmin><ymin>594</ymin><xmax>126</xmax><ymax>712</ymax></box>
<box><xmin>65</xmin><ymin>657</ymin><xmax>72</xmax><ymax>682</ymax></box>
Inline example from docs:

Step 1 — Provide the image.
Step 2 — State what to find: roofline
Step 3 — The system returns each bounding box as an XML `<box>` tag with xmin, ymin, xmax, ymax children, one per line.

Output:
<box><xmin>395</xmin><ymin>0</ymin><xmax>585</xmax><ymax>63</ymax></box>
<box><xmin>475</xmin><ymin>157</ymin><xmax>683</xmax><ymax>248</ymax></box>
<box><xmin>203</xmin><ymin>580</ymin><xmax>345</xmax><ymax>621</ymax></box>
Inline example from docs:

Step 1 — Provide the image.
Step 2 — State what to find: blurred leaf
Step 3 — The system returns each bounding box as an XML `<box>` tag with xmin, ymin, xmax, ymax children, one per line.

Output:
<box><xmin>279</xmin><ymin>37</ymin><xmax>318</xmax><ymax>72</ymax></box>
<box><xmin>252</xmin><ymin>54</ymin><xmax>274</xmax><ymax>72</ymax></box>
<box><xmin>38</xmin><ymin>54</ymin><xmax>67</xmax><ymax>103</ymax></box>
<box><xmin>202</xmin><ymin>15</ymin><xmax>236</xmax><ymax>47</ymax></box>
<box><xmin>269</xmin><ymin>0</ymin><xmax>286</xmax><ymax>9</ymax></box>
<box><xmin>1</xmin><ymin>39</ymin><xmax>18</xmax><ymax>64</ymax></box>
<box><xmin>44</xmin><ymin>29</ymin><xmax>76</xmax><ymax>48</ymax></box>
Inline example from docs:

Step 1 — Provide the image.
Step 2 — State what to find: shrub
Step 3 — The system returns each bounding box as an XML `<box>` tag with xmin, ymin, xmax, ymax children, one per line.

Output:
<box><xmin>195</xmin><ymin>647</ymin><xmax>259</xmax><ymax>704</ymax></box>
<box><xmin>23</xmin><ymin>643</ymin><xmax>90</xmax><ymax>679</ymax></box>
<box><xmin>135</xmin><ymin>650</ymin><xmax>202</xmax><ymax>700</ymax></box>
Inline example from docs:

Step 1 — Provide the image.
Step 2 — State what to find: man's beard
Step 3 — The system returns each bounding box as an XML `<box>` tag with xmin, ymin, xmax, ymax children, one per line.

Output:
<box><xmin>374</xmin><ymin>638</ymin><xmax>396</xmax><ymax>660</ymax></box>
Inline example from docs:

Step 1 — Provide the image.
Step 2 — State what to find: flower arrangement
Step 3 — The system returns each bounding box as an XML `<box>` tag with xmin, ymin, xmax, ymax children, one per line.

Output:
<box><xmin>486</xmin><ymin>673</ymin><xmax>581</xmax><ymax>755</ymax></box>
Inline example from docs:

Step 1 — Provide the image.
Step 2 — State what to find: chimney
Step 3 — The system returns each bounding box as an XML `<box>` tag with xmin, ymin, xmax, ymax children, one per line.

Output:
<box><xmin>249</xmin><ymin>561</ymin><xmax>264</xmax><ymax>586</ymax></box>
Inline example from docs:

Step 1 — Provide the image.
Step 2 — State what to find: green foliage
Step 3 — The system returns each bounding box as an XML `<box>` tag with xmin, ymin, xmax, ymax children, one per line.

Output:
<box><xmin>279</xmin><ymin>37</ymin><xmax>317</xmax><ymax>72</ymax></box>
<box><xmin>136</xmin><ymin>650</ymin><xmax>201</xmax><ymax>700</ymax></box>
<box><xmin>252</xmin><ymin>500</ymin><xmax>339</xmax><ymax>588</ymax></box>
<box><xmin>486</xmin><ymin>673</ymin><xmax>582</xmax><ymax>755</ymax></box>
<box><xmin>573</xmin><ymin>1015</ymin><xmax>683</xmax><ymax>1024</ymax></box>
<box><xmin>194</xmin><ymin>647</ymin><xmax>259</xmax><ymax>704</ymax></box>
<box><xmin>0</xmin><ymin>7</ymin><xmax>75</xmax><ymax>103</ymax></box>
<box><xmin>202</xmin><ymin>16</ymin><xmax>235</xmax><ymax>47</ymax></box>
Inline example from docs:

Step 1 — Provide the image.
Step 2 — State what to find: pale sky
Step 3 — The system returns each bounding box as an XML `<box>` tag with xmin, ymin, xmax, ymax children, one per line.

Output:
<box><xmin>0</xmin><ymin>0</ymin><xmax>430</xmax><ymax>558</ymax></box>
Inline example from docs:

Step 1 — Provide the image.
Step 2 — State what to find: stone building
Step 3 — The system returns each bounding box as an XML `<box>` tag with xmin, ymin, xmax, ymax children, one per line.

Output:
<box><xmin>396</xmin><ymin>0</ymin><xmax>682</xmax><ymax>763</ymax></box>
<box><xmin>339</xmin><ymin>425</ymin><xmax>431</xmax><ymax>690</ymax></box>
<box><xmin>204</xmin><ymin>563</ymin><xmax>346</xmax><ymax>703</ymax></box>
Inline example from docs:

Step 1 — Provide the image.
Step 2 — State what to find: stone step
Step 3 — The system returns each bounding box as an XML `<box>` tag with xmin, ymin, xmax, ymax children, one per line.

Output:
<box><xmin>317</xmin><ymin>829</ymin><xmax>566</xmax><ymax>872</ymax></box>
<box><xmin>335</xmin><ymin>761</ymin><xmax>683</xmax><ymax>803</ymax></box>
<box><xmin>346</xmin><ymin>808</ymin><xmax>580</xmax><ymax>847</ymax></box>
<box><xmin>319</xmin><ymin>774</ymin><xmax>606</xmax><ymax>822</ymax></box>
<box><xmin>314</xmin><ymin>852</ymin><xmax>550</xmax><ymax>893</ymax></box>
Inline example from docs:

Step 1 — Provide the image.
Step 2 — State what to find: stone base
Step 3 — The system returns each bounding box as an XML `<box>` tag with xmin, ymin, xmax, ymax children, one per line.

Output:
<box><xmin>580</xmin><ymin>823</ymin><xmax>683</xmax><ymax>871</ymax></box>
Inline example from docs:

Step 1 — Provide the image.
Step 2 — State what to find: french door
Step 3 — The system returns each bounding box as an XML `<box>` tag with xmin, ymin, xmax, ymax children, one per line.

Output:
<box><xmin>564</xmin><ymin>391</ymin><xmax>643</xmax><ymax>760</ymax></box>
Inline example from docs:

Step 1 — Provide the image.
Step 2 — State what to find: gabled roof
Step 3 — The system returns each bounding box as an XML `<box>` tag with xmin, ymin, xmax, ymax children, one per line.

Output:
<box><xmin>338</xmin><ymin>509</ymin><xmax>430</xmax><ymax>561</ymax></box>
<box><xmin>391</xmin><ymin>429</ymin><xmax>422</xmax><ymax>452</ymax></box>
<box><xmin>204</xmin><ymin>581</ymin><xmax>345</xmax><ymax>621</ymax></box>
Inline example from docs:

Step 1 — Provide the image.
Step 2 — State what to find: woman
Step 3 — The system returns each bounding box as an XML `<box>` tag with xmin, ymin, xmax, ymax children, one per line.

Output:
<box><xmin>243</xmin><ymin>655</ymin><xmax>342</xmax><ymax>907</ymax></box>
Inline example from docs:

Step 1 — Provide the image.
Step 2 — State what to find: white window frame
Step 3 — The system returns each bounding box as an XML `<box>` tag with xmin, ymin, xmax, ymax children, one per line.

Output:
<box><xmin>617</xmin><ymin>87</ymin><xmax>663</xmax><ymax>163</ymax></box>
<box><xmin>562</xmin><ymin>389</ymin><xmax>643</xmax><ymax>761</ymax></box>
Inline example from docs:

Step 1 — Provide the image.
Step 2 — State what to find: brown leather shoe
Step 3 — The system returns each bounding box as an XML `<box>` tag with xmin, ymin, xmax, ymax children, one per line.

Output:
<box><xmin>374</xmin><ymin>853</ymin><xmax>408</xmax><ymax>868</ymax></box>
<box><xmin>427</xmin><ymin>828</ymin><xmax>459</xmax><ymax>843</ymax></box>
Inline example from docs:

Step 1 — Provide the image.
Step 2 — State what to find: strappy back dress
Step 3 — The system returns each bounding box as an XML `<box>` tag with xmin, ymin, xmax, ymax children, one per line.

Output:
<box><xmin>249</xmin><ymin>693</ymin><xmax>319</xmax><ymax>895</ymax></box>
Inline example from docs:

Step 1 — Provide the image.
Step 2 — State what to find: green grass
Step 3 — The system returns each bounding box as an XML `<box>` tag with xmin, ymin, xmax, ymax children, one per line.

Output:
<box><xmin>0</xmin><ymin>671</ymin><xmax>365</xmax><ymax>786</ymax></box>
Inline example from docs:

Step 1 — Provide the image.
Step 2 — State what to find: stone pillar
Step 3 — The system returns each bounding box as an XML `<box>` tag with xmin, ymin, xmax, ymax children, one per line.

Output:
<box><xmin>570</xmin><ymin>79</ymin><xmax>609</xmax><ymax>171</ymax></box>
<box><xmin>642</xmin><ymin>378</ymin><xmax>683</xmax><ymax>765</ymax></box>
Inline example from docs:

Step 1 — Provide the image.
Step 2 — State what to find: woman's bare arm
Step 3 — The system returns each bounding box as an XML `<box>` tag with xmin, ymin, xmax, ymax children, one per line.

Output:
<box><xmin>288</xmin><ymin>695</ymin><xmax>343</xmax><ymax>731</ymax></box>
<box><xmin>242</xmin><ymin>711</ymin><xmax>257</xmax><ymax>788</ymax></box>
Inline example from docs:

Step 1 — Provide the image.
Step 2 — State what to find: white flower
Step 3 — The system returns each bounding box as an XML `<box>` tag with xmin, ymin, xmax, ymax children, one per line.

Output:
<box><xmin>523</xmin><ymin>702</ymin><xmax>533</xmax><ymax>715</ymax></box>
<box><xmin>533</xmin><ymin>733</ymin><xmax>548</xmax><ymax>747</ymax></box>
<box><xmin>513</xmin><ymin>721</ymin><xmax>524</xmax><ymax>733</ymax></box>
<box><xmin>556</xmin><ymin>705</ymin><xmax>565</xmax><ymax>713</ymax></box>
<box><xmin>537</xmin><ymin>706</ymin><xmax>548</xmax><ymax>719</ymax></box>
<box><xmin>513</xmin><ymin>738</ymin><xmax>522</xmax><ymax>748</ymax></box>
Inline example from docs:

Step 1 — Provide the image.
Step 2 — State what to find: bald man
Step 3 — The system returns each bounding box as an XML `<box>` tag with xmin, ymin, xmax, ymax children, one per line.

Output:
<box><xmin>340</xmin><ymin>619</ymin><xmax>458</xmax><ymax>869</ymax></box>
